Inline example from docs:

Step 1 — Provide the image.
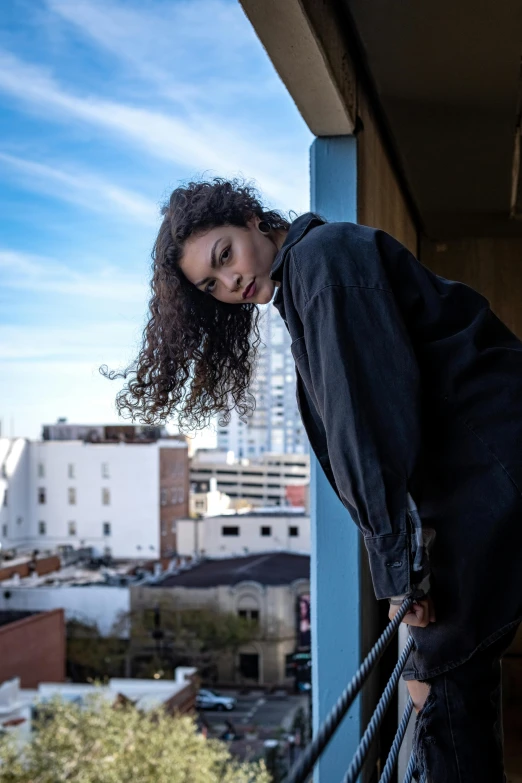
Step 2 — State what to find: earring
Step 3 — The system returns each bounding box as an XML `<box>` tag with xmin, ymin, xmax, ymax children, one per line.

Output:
<box><xmin>258</xmin><ymin>220</ymin><xmax>271</xmax><ymax>235</ymax></box>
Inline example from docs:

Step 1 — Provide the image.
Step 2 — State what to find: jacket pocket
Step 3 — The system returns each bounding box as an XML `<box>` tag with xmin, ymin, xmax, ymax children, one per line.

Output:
<box><xmin>291</xmin><ymin>336</ymin><xmax>307</xmax><ymax>362</ymax></box>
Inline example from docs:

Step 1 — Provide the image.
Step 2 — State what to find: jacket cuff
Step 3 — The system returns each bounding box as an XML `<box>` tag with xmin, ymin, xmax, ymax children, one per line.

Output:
<box><xmin>364</xmin><ymin>532</ymin><xmax>411</xmax><ymax>600</ymax></box>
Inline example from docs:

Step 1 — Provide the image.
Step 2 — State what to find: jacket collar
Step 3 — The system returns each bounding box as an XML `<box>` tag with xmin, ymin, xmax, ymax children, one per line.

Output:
<box><xmin>270</xmin><ymin>212</ymin><xmax>325</xmax><ymax>282</ymax></box>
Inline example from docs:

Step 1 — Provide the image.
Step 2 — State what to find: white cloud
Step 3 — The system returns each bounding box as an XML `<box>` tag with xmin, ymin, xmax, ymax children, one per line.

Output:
<box><xmin>0</xmin><ymin>152</ymin><xmax>160</xmax><ymax>225</ymax></box>
<box><xmin>0</xmin><ymin>48</ymin><xmax>310</xmax><ymax>211</ymax></box>
<box><xmin>46</xmin><ymin>0</ymin><xmax>270</xmax><ymax>106</ymax></box>
<box><xmin>0</xmin><ymin>249</ymin><xmax>148</xmax><ymax>303</ymax></box>
<box><xmin>0</xmin><ymin>321</ymin><xmax>136</xmax><ymax>361</ymax></box>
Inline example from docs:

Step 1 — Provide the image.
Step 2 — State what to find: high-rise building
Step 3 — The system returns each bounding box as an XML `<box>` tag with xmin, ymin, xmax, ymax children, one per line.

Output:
<box><xmin>217</xmin><ymin>307</ymin><xmax>307</xmax><ymax>458</ymax></box>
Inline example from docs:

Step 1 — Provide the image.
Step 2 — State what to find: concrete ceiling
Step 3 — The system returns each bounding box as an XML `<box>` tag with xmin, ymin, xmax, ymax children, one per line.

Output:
<box><xmin>346</xmin><ymin>0</ymin><xmax>522</xmax><ymax>238</ymax></box>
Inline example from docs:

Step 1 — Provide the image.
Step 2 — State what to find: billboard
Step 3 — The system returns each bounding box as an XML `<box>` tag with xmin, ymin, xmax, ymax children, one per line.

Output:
<box><xmin>296</xmin><ymin>594</ymin><xmax>311</xmax><ymax>649</ymax></box>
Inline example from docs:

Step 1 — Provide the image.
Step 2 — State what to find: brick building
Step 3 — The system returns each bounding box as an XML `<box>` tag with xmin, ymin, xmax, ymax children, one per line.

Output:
<box><xmin>0</xmin><ymin>609</ymin><xmax>65</xmax><ymax>687</ymax></box>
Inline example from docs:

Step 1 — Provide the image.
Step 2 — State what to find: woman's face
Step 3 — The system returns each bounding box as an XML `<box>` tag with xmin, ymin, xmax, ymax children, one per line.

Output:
<box><xmin>180</xmin><ymin>218</ymin><xmax>284</xmax><ymax>305</ymax></box>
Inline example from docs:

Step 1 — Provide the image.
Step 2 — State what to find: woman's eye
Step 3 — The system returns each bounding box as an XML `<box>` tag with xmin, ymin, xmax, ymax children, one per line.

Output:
<box><xmin>205</xmin><ymin>280</ymin><xmax>216</xmax><ymax>294</ymax></box>
<box><xmin>220</xmin><ymin>248</ymin><xmax>230</xmax><ymax>264</ymax></box>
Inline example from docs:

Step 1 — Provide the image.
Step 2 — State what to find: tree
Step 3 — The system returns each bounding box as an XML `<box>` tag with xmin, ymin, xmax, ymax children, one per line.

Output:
<box><xmin>0</xmin><ymin>696</ymin><xmax>270</xmax><ymax>783</ymax></box>
<box><xmin>121</xmin><ymin>604</ymin><xmax>259</xmax><ymax>680</ymax></box>
<box><xmin>66</xmin><ymin>619</ymin><xmax>128</xmax><ymax>682</ymax></box>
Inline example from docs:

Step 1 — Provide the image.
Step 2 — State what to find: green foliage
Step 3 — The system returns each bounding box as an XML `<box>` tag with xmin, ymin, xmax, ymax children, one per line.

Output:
<box><xmin>133</xmin><ymin>605</ymin><xmax>258</xmax><ymax>649</ymax></box>
<box><xmin>0</xmin><ymin>696</ymin><xmax>269</xmax><ymax>783</ymax></box>
<box><xmin>128</xmin><ymin>604</ymin><xmax>259</xmax><ymax>675</ymax></box>
<box><xmin>66</xmin><ymin>619</ymin><xmax>128</xmax><ymax>682</ymax></box>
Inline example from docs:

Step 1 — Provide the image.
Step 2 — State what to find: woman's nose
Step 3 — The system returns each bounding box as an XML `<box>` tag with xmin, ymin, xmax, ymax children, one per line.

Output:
<box><xmin>228</xmin><ymin>273</ymin><xmax>241</xmax><ymax>293</ymax></box>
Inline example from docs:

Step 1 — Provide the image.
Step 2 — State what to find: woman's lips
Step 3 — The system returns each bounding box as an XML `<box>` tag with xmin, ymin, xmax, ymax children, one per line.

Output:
<box><xmin>243</xmin><ymin>280</ymin><xmax>256</xmax><ymax>299</ymax></box>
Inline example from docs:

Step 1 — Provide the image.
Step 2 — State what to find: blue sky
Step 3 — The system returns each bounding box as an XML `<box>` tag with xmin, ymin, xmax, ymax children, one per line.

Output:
<box><xmin>0</xmin><ymin>0</ymin><xmax>313</xmax><ymax>441</ymax></box>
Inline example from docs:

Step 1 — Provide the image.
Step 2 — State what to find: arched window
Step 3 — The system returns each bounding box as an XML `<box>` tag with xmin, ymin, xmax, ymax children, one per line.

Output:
<box><xmin>237</xmin><ymin>593</ymin><xmax>260</xmax><ymax>624</ymax></box>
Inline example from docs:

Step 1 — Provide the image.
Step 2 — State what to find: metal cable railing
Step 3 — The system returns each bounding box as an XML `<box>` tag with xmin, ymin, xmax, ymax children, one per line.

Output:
<box><xmin>342</xmin><ymin>635</ymin><xmax>414</xmax><ymax>783</ymax></box>
<box><xmin>379</xmin><ymin>696</ymin><xmax>414</xmax><ymax>783</ymax></box>
<box><xmin>283</xmin><ymin>597</ymin><xmax>416</xmax><ymax>783</ymax></box>
<box><xmin>402</xmin><ymin>750</ymin><xmax>417</xmax><ymax>783</ymax></box>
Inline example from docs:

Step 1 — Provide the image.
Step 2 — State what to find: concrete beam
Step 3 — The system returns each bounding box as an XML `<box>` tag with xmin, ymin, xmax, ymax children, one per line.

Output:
<box><xmin>238</xmin><ymin>0</ymin><xmax>356</xmax><ymax>135</ymax></box>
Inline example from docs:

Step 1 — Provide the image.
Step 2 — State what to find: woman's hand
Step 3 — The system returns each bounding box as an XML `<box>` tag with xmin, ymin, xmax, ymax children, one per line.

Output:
<box><xmin>388</xmin><ymin>596</ymin><xmax>436</xmax><ymax>628</ymax></box>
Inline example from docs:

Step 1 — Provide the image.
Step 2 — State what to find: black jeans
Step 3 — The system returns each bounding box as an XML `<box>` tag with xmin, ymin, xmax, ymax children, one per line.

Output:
<box><xmin>412</xmin><ymin>624</ymin><xmax>519</xmax><ymax>783</ymax></box>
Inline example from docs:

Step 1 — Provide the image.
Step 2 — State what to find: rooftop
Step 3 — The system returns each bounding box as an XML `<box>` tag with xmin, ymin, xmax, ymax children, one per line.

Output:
<box><xmin>155</xmin><ymin>552</ymin><xmax>310</xmax><ymax>588</ymax></box>
<box><xmin>0</xmin><ymin>610</ymin><xmax>37</xmax><ymax>628</ymax></box>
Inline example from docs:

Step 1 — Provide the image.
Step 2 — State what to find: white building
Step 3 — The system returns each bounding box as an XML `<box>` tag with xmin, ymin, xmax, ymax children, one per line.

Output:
<box><xmin>176</xmin><ymin>510</ymin><xmax>310</xmax><ymax>559</ymax></box>
<box><xmin>217</xmin><ymin>307</ymin><xmax>308</xmax><ymax>457</ymax></box>
<box><xmin>190</xmin><ymin>451</ymin><xmax>310</xmax><ymax>509</ymax></box>
<box><xmin>189</xmin><ymin>477</ymin><xmax>231</xmax><ymax>518</ymax></box>
<box><xmin>0</xmin><ymin>426</ymin><xmax>189</xmax><ymax>560</ymax></box>
<box><xmin>0</xmin><ymin>581</ymin><xmax>130</xmax><ymax>637</ymax></box>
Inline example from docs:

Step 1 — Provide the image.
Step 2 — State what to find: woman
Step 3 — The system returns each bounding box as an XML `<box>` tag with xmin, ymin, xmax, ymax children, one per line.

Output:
<box><xmin>107</xmin><ymin>178</ymin><xmax>522</xmax><ymax>781</ymax></box>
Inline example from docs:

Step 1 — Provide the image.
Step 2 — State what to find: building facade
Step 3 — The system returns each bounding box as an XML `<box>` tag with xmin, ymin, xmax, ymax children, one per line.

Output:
<box><xmin>188</xmin><ymin>478</ymin><xmax>231</xmax><ymax>518</ymax></box>
<box><xmin>217</xmin><ymin>307</ymin><xmax>308</xmax><ymax>457</ymax></box>
<box><xmin>190</xmin><ymin>451</ymin><xmax>310</xmax><ymax>509</ymax></box>
<box><xmin>176</xmin><ymin>511</ymin><xmax>310</xmax><ymax>559</ymax></box>
<box><xmin>131</xmin><ymin>552</ymin><xmax>310</xmax><ymax>686</ymax></box>
<box><xmin>0</xmin><ymin>425</ymin><xmax>189</xmax><ymax>559</ymax></box>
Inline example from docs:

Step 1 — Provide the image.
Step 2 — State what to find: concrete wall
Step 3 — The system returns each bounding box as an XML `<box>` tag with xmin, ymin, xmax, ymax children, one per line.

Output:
<box><xmin>176</xmin><ymin>514</ymin><xmax>310</xmax><ymax>558</ymax></box>
<box><xmin>357</xmin><ymin>90</ymin><xmax>418</xmax><ymax>253</ymax></box>
<box><xmin>0</xmin><ymin>586</ymin><xmax>130</xmax><ymax>636</ymax></box>
<box><xmin>355</xmin><ymin>89</ymin><xmax>420</xmax><ymax>777</ymax></box>
<box><xmin>421</xmin><ymin>237</ymin><xmax>522</xmax><ymax>339</ymax></box>
<box><xmin>0</xmin><ymin>609</ymin><xmax>65</xmax><ymax>687</ymax></box>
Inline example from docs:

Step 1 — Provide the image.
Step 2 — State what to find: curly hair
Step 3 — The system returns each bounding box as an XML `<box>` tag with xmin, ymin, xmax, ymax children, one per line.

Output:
<box><xmin>101</xmin><ymin>178</ymin><xmax>290</xmax><ymax>431</ymax></box>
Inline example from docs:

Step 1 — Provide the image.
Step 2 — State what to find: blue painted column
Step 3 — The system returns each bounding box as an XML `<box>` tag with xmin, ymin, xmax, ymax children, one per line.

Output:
<box><xmin>309</xmin><ymin>136</ymin><xmax>361</xmax><ymax>782</ymax></box>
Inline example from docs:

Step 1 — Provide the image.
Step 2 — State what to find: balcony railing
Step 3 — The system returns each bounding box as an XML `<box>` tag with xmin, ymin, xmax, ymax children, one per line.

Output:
<box><xmin>284</xmin><ymin>597</ymin><xmax>416</xmax><ymax>783</ymax></box>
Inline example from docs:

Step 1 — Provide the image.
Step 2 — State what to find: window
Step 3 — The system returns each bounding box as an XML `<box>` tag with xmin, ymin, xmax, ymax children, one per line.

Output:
<box><xmin>38</xmin><ymin>521</ymin><xmax>46</xmax><ymax>535</ymax></box>
<box><xmin>260</xmin><ymin>526</ymin><xmax>271</xmax><ymax>537</ymax></box>
<box><xmin>103</xmin><ymin>522</ymin><xmax>111</xmax><ymax>536</ymax></box>
<box><xmin>37</xmin><ymin>462</ymin><xmax>45</xmax><ymax>478</ymax></box>
<box><xmin>195</xmin><ymin>500</ymin><xmax>205</xmax><ymax>509</ymax></box>
<box><xmin>160</xmin><ymin>488</ymin><xmax>167</xmax><ymax>506</ymax></box>
<box><xmin>68</xmin><ymin>463</ymin><xmax>75</xmax><ymax>479</ymax></box>
<box><xmin>289</xmin><ymin>526</ymin><xmax>299</xmax><ymax>537</ymax></box>
<box><xmin>101</xmin><ymin>462</ymin><xmax>110</xmax><ymax>479</ymax></box>
<box><xmin>238</xmin><ymin>609</ymin><xmax>259</xmax><ymax>623</ymax></box>
<box><xmin>68</xmin><ymin>487</ymin><xmax>76</xmax><ymax>505</ymax></box>
<box><xmin>171</xmin><ymin>521</ymin><xmax>177</xmax><ymax>533</ymax></box>
<box><xmin>172</xmin><ymin>487</ymin><xmax>185</xmax><ymax>504</ymax></box>
<box><xmin>68</xmin><ymin>521</ymin><xmax>77</xmax><ymax>536</ymax></box>
<box><xmin>1</xmin><ymin>524</ymin><xmax>7</xmax><ymax>537</ymax></box>
<box><xmin>102</xmin><ymin>488</ymin><xmax>110</xmax><ymax>506</ymax></box>
<box><xmin>38</xmin><ymin>487</ymin><xmax>46</xmax><ymax>504</ymax></box>
<box><xmin>222</xmin><ymin>526</ymin><xmax>239</xmax><ymax>536</ymax></box>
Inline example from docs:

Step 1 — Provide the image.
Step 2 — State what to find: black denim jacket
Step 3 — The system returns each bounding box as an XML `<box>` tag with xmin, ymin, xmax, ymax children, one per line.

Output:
<box><xmin>270</xmin><ymin>213</ymin><xmax>522</xmax><ymax>675</ymax></box>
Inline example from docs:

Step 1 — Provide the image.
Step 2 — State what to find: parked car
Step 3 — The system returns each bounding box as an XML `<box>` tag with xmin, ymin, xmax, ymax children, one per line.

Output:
<box><xmin>196</xmin><ymin>689</ymin><xmax>236</xmax><ymax>711</ymax></box>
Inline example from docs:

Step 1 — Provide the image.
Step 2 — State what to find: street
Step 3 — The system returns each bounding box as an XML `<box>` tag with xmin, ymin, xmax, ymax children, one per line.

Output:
<box><xmin>198</xmin><ymin>689</ymin><xmax>308</xmax><ymax>734</ymax></box>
